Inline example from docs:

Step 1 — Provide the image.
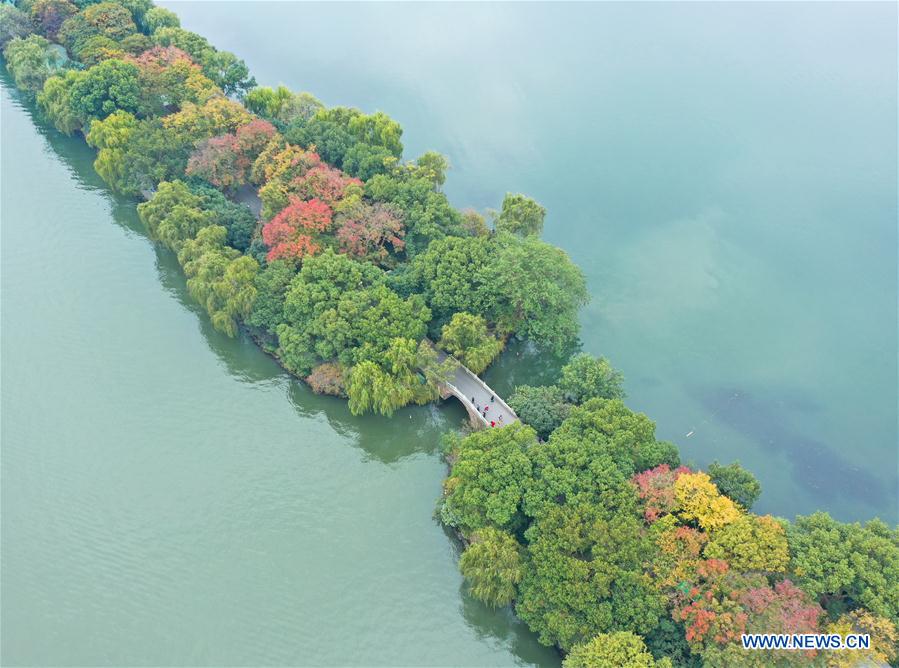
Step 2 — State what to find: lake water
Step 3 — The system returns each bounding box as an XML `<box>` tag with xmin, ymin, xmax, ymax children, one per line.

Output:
<box><xmin>2</xmin><ymin>2</ymin><xmax>896</xmax><ymax>665</ymax></box>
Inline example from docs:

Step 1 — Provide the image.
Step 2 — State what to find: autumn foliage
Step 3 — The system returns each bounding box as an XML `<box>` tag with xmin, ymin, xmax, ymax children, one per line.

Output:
<box><xmin>632</xmin><ymin>464</ymin><xmax>691</xmax><ymax>522</ymax></box>
<box><xmin>261</xmin><ymin>197</ymin><xmax>332</xmax><ymax>262</ymax></box>
<box><xmin>186</xmin><ymin>118</ymin><xmax>278</xmax><ymax>190</ymax></box>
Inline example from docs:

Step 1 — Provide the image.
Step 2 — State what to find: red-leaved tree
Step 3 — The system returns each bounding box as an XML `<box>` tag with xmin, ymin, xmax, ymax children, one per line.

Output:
<box><xmin>632</xmin><ymin>464</ymin><xmax>692</xmax><ymax>522</ymax></box>
<box><xmin>290</xmin><ymin>164</ymin><xmax>361</xmax><ymax>206</ymax></box>
<box><xmin>336</xmin><ymin>203</ymin><xmax>405</xmax><ymax>264</ymax></box>
<box><xmin>261</xmin><ymin>197</ymin><xmax>332</xmax><ymax>262</ymax></box>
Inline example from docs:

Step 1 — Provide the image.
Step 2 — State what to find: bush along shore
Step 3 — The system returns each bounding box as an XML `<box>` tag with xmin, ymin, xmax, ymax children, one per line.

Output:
<box><xmin>3</xmin><ymin>2</ymin><xmax>897</xmax><ymax>665</ymax></box>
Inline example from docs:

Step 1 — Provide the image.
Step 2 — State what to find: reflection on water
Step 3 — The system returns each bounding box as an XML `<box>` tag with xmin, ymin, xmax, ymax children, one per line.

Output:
<box><xmin>1</xmin><ymin>78</ymin><xmax>560</xmax><ymax>666</ymax></box>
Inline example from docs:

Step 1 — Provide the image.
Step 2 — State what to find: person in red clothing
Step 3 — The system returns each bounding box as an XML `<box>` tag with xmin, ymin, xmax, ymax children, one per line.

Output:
<box><xmin>490</xmin><ymin>421</ymin><xmax>495</xmax><ymax>427</ymax></box>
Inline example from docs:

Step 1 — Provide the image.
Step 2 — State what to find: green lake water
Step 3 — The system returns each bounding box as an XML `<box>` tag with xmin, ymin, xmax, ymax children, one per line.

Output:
<box><xmin>2</xmin><ymin>2</ymin><xmax>896</xmax><ymax>665</ymax></box>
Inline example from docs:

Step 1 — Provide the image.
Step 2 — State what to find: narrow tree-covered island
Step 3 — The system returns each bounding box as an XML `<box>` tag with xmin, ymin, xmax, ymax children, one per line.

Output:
<box><xmin>3</xmin><ymin>2</ymin><xmax>896</xmax><ymax>665</ymax></box>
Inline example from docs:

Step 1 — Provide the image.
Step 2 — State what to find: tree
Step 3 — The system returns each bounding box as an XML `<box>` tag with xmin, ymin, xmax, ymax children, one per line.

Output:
<box><xmin>461</xmin><ymin>209</ymin><xmax>489</xmax><ymax>237</ymax></box>
<box><xmin>704</xmin><ymin>514</ymin><xmax>789</xmax><ymax>573</ymax></box>
<box><xmin>109</xmin><ymin>0</ymin><xmax>152</xmax><ymax>31</ymax></box>
<box><xmin>38</xmin><ymin>70</ymin><xmax>82</xmax><ymax>134</ymax></box>
<box><xmin>437</xmin><ymin>312</ymin><xmax>503</xmax><ymax>374</ymax></box>
<box><xmin>291</xmin><ymin>163</ymin><xmax>361</xmax><ymax>206</ymax></box>
<box><xmin>631</xmin><ymin>464</ymin><xmax>691</xmax><ymax>523</ymax></box>
<box><xmin>261</xmin><ymin>197</ymin><xmax>332</xmax><ymax>263</ymax></box>
<box><xmin>162</xmin><ymin>97</ymin><xmax>253</xmax><ymax>145</ymax></box>
<box><xmin>415</xmin><ymin>151</ymin><xmax>448</xmax><ymax>189</ymax></box>
<box><xmin>69</xmin><ymin>58</ymin><xmax>142</xmax><ymax>121</ymax></box>
<box><xmin>176</xmin><ymin>225</ymin><xmax>259</xmax><ymax>337</ymax></box>
<box><xmin>365</xmin><ymin>171</ymin><xmax>463</xmax><ymax>253</ymax></box>
<box><xmin>280</xmin><ymin>91</ymin><xmax>324</xmax><ymax>124</ymax></box>
<box><xmin>136</xmin><ymin>180</ymin><xmax>212</xmax><ymax>251</ymax></box>
<box><xmin>564</xmin><ymin>632</ymin><xmax>672</xmax><ymax>668</ymax></box>
<box><xmin>707</xmin><ymin>461</ymin><xmax>761</xmax><ymax>511</ymax></box>
<box><xmin>344</xmin><ymin>338</ymin><xmax>439</xmax><ymax>416</ymax></box>
<box><xmin>507</xmin><ymin>384</ymin><xmax>572</xmax><ymax>440</ymax></box>
<box><xmin>275</xmin><ymin>250</ymin><xmax>430</xmax><ymax>376</ymax></box>
<box><xmin>200</xmin><ymin>48</ymin><xmax>254</xmax><ymax>97</ymax></box>
<box><xmin>558</xmin><ymin>353</ymin><xmax>625</xmax><ymax>404</ymax></box>
<box><xmin>118</xmin><ymin>32</ymin><xmax>151</xmax><ymax>55</ymax></box>
<box><xmin>81</xmin><ymin>2</ymin><xmax>136</xmax><ymax>41</ymax></box>
<box><xmin>547</xmin><ymin>398</ymin><xmax>663</xmax><ymax>480</ymax></box>
<box><xmin>3</xmin><ymin>35</ymin><xmax>56</xmax><ymax>93</ymax></box>
<box><xmin>245</xmin><ymin>84</ymin><xmax>293</xmax><ymax>119</ymax></box>
<box><xmin>459</xmin><ymin>528</ymin><xmax>524</xmax><ymax>608</ymax></box>
<box><xmin>341</xmin><ymin>142</ymin><xmax>393</xmax><ymax>181</ymax></box>
<box><xmin>247</xmin><ymin>260</ymin><xmax>294</xmax><ymax>333</ymax></box>
<box><xmin>787</xmin><ymin>512</ymin><xmax>899</xmax><ymax>624</ymax></box>
<box><xmin>441</xmin><ymin>423</ymin><xmax>536</xmax><ymax>535</ymax></box>
<box><xmin>674</xmin><ymin>472</ymin><xmax>742</xmax><ymax>532</ymax></box>
<box><xmin>0</xmin><ymin>5</ymin><xmax>32</xmax><ymax>49</ymax></box>
<box><xmin>485</xmin><ymin>233</ymin><xmax>588</xmax><ymax>353</ymax></box>
<box><xmin>29</xmin><ymin>0</ymin><xmax>77</xmax><ymax>41</ymax></box>
<box><xmin>186</xmin><ymin>135</ymin><xmax>245</xmax><ymax>191</ymax></box>
<box><xmin>517</xmin><ymin>504</ymin><xmax>664</xmax><ymax>650</ymax></box>
<box><xmin>86</xmin><ymin>114</ymin><xmax>190</xmax><ymax>194</ymax></box>
<box><xmin>408</xmin><ymin>236</ymin><xmax>495</xmax><ymax>326</ymax></box>
<box><xmin>495</xmin><ymin>193</ymin><xmax>546</xmax><ymax>237</ymax></box>
<box><xmin>286</xmin><ymin>115</ymin><xmax>356</xmax><ymax>168</ymax></box>
<box><xmin>826</xmin><ymin>609</ymin><xmax>898</xmax><ymax>668</ymax></box>
<box><xmin>523</xmin><ymin>427</ymin><xmax>639</xmax><ymax>520</ymax></box>
<box><xmin>188</xmin><ymin>181</ymin><xmax>257</xmax><ymax>252</ymax></box>
<box><xmin>335</xmin><ymin>202</ymin><xmax>406</xmax><ymax>265</ymax></box>
<box><xmin>75</xmin><ymin>35</ymin><xmax>124</xmax><ymax>66</ymax></box>
<box><xmin>347</xmin><ymin>109</ymin><xmax>403</xmax><ymax>156</ymax></box>
<box><xmin>131</xmin><ymin>45</ymin><xmax>218</xmax><ymax>111</ymax></box>
<box><xmin>143</xmin><ymin>6</ymin><xmax>179</xmax><ymax>34</ymax></box>
<box><xmin>306</xmin><ymin>363</ymin><xmax>346</xmax><ymax>397</ymax></box>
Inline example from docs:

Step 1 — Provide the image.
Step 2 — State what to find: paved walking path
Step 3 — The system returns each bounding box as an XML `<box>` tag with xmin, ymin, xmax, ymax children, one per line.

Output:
<box><xmin>433</xmin><ymin>348</ymin><xmax>518</xmax><ymax>429</ymax></box>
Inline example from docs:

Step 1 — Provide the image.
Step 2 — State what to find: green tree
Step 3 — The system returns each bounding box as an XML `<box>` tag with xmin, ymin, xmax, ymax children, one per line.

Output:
<box><xmin>247</xmin><ymin>260</ymin><xmax>294</xmax><ymax>333</ymax></box>
<box><xmin>408</xmin><ymin>236</ymin><xmax>495</xmax><ymax>328</ymax></box>
<box><xmin>787</xmin><ymin>513</ymin><xmax>899</xmax><ymax>624</ymax></box>
<box><xmin>188</xmin><ymin>181</ymin><xmax>257</xmax><ymax>252</ymax></box>
<box><xmin>342</xmin><ymin>142</ymin><xmax>393</xmax><ymax>181</ymax></box>
<box><xmin>344</xmin><ymin>338</ymin><xmax>440</xmax><ymax>416</ymax></box>
<box><xmin>38</xmin><ymin>70</ymin><xmax>82</xmax><ymax>134</ymax></box>
<box><xmin>366</xmin><ymin>171</ymin><xmax>463</xmax><ymax>253</ymax></box>
<box><xmin>486</xmin><ymin>233</ymin><xmax>588</xmax><ymax>353</ymax></box>
<box><xmin>495</xmin><ymin>193</ymin><xmax>546</xmax><ymax>237</ymax></box>
<box><xmin>0</xmin><ymin>5</ymin><xmax>32</xmax><ymax>49</ymax></box>
<box><xmin>707</xmin><ymin>461</ymin><xmax>762</xmax><ymax>510</ymax></box>
<box><xmin>564</xmin><ymin>632</ymin><xmax>672</xmax><ymax>668</ymax></box>
<box><xmin>143</xmin><ymin>6</ymin><xmax>178</xmax><ymax>33</ymax></box>
<box><xmin>177</xmin><ymin>226</ymin><xmax>259</xmax><ymax>337</ymax></box>
<box><xmin>523</xmin><ymin>430</ymin><xmax>638</xmax><ymax>520</ymax></box>
<box><xmin>136</xmin><ymin>180</ymin><xmax>212</xmax><ymax>251</ymax></box>
<box><xmin>438</xmin><ymin>312</ymin><xmax>503</xmax><ymax>374</ymax></box>
<box><xmin>541</xmin><ymin>398</ymin><xmax>660</xmax><ymax>484</ymax></box>
<box><xmin>69</xmin><ymin>58</ymin><xmax>142</xmax><ymax>121</ymax></box>
<box><xmin>3</xmin><ymin>34</ymin><xmax>56</xmax><ymax>93</ymax></box>
<box><xmin>459</xmin><ymin>528</ymin><xmax>524</xmax><ymax>608</ymax></box>
<box><xmin>108</xmin><ymin>0</ymin><xmax>152</xmax><ymax>31</ymax></box>
<box><xmin>415</xmin><ymin>151</ymin><xmax>449</xmax><ymax>189</ymax></box>
<box><xmin>507</xmin><ymin>384</ymin><xmax>572</xmax><ymax>440</ymax></box>
<box><xmin>441</xmin><ymin>423</ymin><xmax>537</xmax><ymax>535</ymax></box>
<box><xmin>558</xmin><ymin>353</ymin><xmax>625</xmax><ymax>404</ymax></box>
<box><xmin>517</xmin><ymin>504</ymin><xmax>664</xmax><ymax>650</ymax></box>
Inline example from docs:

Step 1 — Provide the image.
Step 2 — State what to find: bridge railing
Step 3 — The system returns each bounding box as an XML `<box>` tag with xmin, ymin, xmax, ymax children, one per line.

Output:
<box><xmin>453</xmin><ymin>366</ymin><xmax>519</xmax><ymax>422</ymax></box>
